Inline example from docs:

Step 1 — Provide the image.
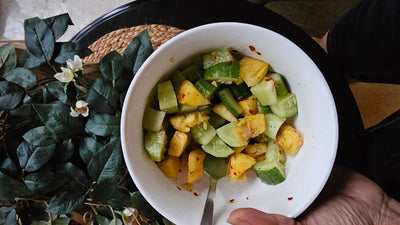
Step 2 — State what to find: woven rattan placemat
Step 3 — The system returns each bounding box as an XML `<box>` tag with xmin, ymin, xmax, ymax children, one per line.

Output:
<box><xmin>83</xmin><ymin>24</ymin><xmax>184</xmax><ymax>63</ymax></box>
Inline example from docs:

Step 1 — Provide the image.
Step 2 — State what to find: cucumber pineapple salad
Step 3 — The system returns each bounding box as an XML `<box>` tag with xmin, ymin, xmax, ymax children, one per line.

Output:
<box><xmin>143</xmin><ymin>47</ymin><xmax>303</xmax><ymax>190</ymax></box>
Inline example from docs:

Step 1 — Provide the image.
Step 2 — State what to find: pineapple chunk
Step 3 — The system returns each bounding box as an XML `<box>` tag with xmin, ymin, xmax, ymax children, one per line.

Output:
<box><xmin>176</xmin><ymin>80</ymin><xmax>210</xmax><ymax>106</ymax></box>
<box><xmin>157</xmin><ymin>155</ymin><xmax>181</xmax><ymax>178</ymax></box>
<box><xmin>187</xmin><ymin>149</ymin><xmax>207</xmax><ymax>183</ymax></box>
<box><xmin>233</xmin><ymin>145</ymin><xmax>247</xmax><ymax>154</ymax></box>
<box><xmin>244</xmin><ymin>143</ymin><xmax>268</xmax><ymax>159</ymax></box>
<box><xmin>239</xmin><ymin>56</ymin><xmax>269</xmax><ymax>87</ymax></box>
<box><xmin>212</xmin><ymin>103</ymin><xmax>238</xmax><ymax>122</ymax></box>
<box><xmin>168</xmin><ymin>131</ymin><xmax>191</xmax><ymax>157</ymax></box>
<box><xmin>238</xmin><ymin>95</ymin><xmax>258</xmax><ymax>116</ymax></box>
<box><xmin>182</xmin><ymin>183</ymin><xmax>193</xmax><ymax>192</ymax></box>
<box><xmin>227</xmin><ymin>152</ymin><xmax>256</xmax><ymax>183</ymax></box>
<box><xmin>276</xmin><ymin>124</ymin><xmax>303</xmax><ymax>156</ymax></box>
<box><xmin>169</xmin><ymin>110</ymin><xmax>210</xmax><ymax>132</ymax></box>
<box><xmin>233</xmin><ymin>114</ymin><xmax>266</xmax><ymax>145</ymax></box>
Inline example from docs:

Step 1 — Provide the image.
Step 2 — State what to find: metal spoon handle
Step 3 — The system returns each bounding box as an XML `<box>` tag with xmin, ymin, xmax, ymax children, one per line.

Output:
<box><xmin>200</xmin><ymin>179</ymin><xmax>217</xmax><ymax>225</ymax></box>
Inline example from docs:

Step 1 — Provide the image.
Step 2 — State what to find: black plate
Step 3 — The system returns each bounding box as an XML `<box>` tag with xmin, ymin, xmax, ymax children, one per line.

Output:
<box><xmin>71</xmin><ymin>0</ymin><xmax>365</xmax><ymax>170</ymax></box>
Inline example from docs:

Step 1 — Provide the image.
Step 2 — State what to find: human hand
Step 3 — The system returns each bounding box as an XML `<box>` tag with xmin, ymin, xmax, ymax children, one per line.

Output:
<box><xmin>227</xmin><ymin>166</ymin><xmax>400</xmax><ymax>225</ymax></box>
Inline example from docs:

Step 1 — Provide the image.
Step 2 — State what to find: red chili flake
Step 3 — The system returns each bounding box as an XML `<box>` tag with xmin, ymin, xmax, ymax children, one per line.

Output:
<box><xmin>265</xmin><ymin>77</ymin><xmax>273</xmax><ymax>81</ymax></box>
<box><xmin>288</xmin><ymin>197</ymin><xmax>293</xmax><ymax>201</ymax></box>
<box><xmin>177</xmin><ymin>186</ymin><xmax>182</xmax><ymax>191</ymax></box>
<box><xmin>237</xmin><ymin>96</ymin><xmax>243</xmax><ymax>101</ymax></box>
<box><xmin>181</xmin><ymin>93</ymin><xmax>185</xmax><ymax>98</ymax></box>
<box><xmin>230</xmin><ymin>166</ymin><xmax>233</xmax><ymax>169</ymax></box>
<box><xmin>249</xmin><ymin>45</ymin><xmax>256</xmax><ymax>51</ymax></box>
<box><xmin>227</xmin><ymin>61</ymin><xmax>232</xmax><ymax>65</ymax></box>
<box><xmin>229</xmin><ymin>199</ymin><xmax>235</xmax><ymax>203</ymax></box>
<box><xmin>249</xmin><ymin>109</ymin><xmax>256</xmax><ymax>115</ymax></box>
<box><xmin>233</xmin><ymin>172</ymin><xmax>237</xmax><ymax>176</ymax></box>
<box><xmin>279</xmin><ymin>150</ymin><xmax>282</xmax><ymax>155</ymax></box>
<box><xmin>246</xmin><ymin>197</ymin><xmax>249</xmax><ymax>200</ymax></box>
<box><xmin>196</xmin><ymin>157</ymin><xmax>200</xmax><ymax>161</ymax></box>
<box><xmin>194</xmin><ymin>192</ymin><xmax>199</xmax><ymax>196</ymax></box>
<box><xmin>212</xmin><ymin>55</ymin><xmax>217</xmax><ymax>61</ymax></box>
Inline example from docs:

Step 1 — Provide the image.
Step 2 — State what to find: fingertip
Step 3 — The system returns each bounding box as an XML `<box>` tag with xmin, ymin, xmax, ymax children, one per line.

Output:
<box><xmin>227</xmin><ymin>208</ymin><xmax>295</xmax><ymax>225</ymax></box>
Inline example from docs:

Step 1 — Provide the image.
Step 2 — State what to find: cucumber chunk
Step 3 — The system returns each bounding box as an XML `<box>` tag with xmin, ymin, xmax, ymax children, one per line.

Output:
<box><xmin>157</xmin><ymin>80</ymin><xmax>178</xmax><ymax>113</ymax></box>
<box><xmin>208</xmin><ymin>111</ymin><xmax>227</xmax><ymax>128</ymax></box>
<box><xmin>264</xmin><ymin>113</ymin><xmax>286</xmax><ymax>139</ymax></box>
<box><xmin>253</xmin><ymin>140</ymin><xmax>286</xmax><ymax>185</ymax></box>
<box><xmin>143</xmin><ymin>107</ymin><xmax>166</xmax><ymax>131</ymax></box>
<box><xmin>195</xmin><ymin>78</ymin><xmax>219</xmax><ymax>99</ymax></box>
<box><xmin>204</xmin><ymin>61</ymin><xmax>240</xmax><ymax>84</ymax></box>
<box><xmin>191</xmin><ymin>121</ymin><xmax>217</xmax><ymax>145</ymax></box>
<box><xmin>257</xmin><ymin>100</ymin><xmax>271</xmax><ymax>114</ymax></box>
<box><xmin>268</xmin><ymin>73</ymin><xmax>288</xmax><ymax>96</ymax></box>
<box><xmin>216</xmin><ymin>122</ymin><xmax>246</xmax><ymax>147</ymax></box>
<box><xmin>218</xmin><ymin>88</ymin><xmax>243</xmax><ymax>117</ymax></box>
<box><xmin>170</xmin><ymin>64</ymin><xmax>203</xmax><ymax>87</ymax></box>
<box><xmin>250</xmin><ymin>78</ymin><xmax>277</xmax><ymax>106</ymax></box>
<box><xmin>253</xmin><ymin>160</ymin><xmax>286</xmax><ymax>185</ymax></box>
<box><xmin>202</xmin><ymin>47</ymin><xmax>234</xmax><ymax>69</ymax></box>
<box><xmin>144</xmin><ymin>130</ymin><xmax>168</xmax><ymax>162</ymax></box>
<box><xmin>229</xmin><ymin>82</ymin><xmax>252</xmax><ymax>101</ymax></box>
<box><xmin>270</xmin><ymin>93</ymin><xmax>298</xmax><ymax>118</ymax></box>
<box><xmin>201</xmin><ymin>136</ymin><xmax>234</xmax><ymax>158</ymax></box>
<box><xmin>264</xmin><ymin>140</ymin><xmax>287</xmax><ymax>164</ymax></box>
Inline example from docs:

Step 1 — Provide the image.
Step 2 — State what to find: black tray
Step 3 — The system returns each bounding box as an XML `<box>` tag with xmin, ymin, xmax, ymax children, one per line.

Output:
<box><xmin>71</xmin><ymin>0</ymin><xmax>365</xmax><ymax>171</ymax></box>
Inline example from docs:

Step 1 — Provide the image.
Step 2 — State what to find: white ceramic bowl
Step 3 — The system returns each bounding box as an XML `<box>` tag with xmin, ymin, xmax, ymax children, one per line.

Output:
<box><xmin>121</xmin><ymin>22</ymin><xmax>338</xmax><ymax>225</ymax></box>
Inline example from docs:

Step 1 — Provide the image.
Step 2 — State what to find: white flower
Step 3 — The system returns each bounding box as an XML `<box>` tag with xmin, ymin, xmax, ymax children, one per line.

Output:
<box><xmin>54</xmin><ymin>67</ymin><xmax>74</xmax><ymax>83</ymax></box>
<box><xmin>66</xmin><ymin>55</ymin><xmax>83</xmax><ymax>72</ymax></box>
<box><xmin>70</xmin><ymin>100</ymin><xmax>89</xmax><ymax>117</ymax></box>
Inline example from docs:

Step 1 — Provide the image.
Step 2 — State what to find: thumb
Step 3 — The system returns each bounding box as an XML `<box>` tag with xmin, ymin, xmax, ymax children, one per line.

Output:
<box><xmin>227</xmin><ymin>208</ymin><xmax>296</xmax><ymax>225</ymax></box>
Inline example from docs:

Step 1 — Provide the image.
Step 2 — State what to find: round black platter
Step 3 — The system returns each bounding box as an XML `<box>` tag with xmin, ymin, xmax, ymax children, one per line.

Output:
<box><xmin>71</xmin><ymin>0</ymin><xmax>365</xmax><ymax>172</ymax></box>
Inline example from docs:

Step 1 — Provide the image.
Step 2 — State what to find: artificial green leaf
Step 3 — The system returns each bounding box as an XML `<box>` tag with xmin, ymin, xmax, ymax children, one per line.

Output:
<box><xmin>43</xmin><ymin>13</ymin><xmax>73</xmax><ymax>40</ymax></box>
<box><xmin>9</xmin><ymin>95</ymin><xmax>33</xmax><ymax>116</ymax></box>
<box><xmin>85</xmin><ymin>114</ymin><xmax>120</xmax><ymax>137</ymax></box>
<box><xmin>24</xmin><ymin>171</ymin><xmax>67</xmax><ymax>193</ymax></box>
<box><xmin>54</xmin><ymin>42</ymin><xmax>92</xmax><ymax>64</ymax></box>
<box><xmin>22</xmin><ymin>144</ymin><xmax>56</xmax><ymax>172</ymax></box>
<box><xmin>46</xmin><ymin>182</ymin><xmax>86</xmax><ymax>214</ymax></box>
<box><xmin>6</xmin><ymin>68</ymin><xmax>37</xmax><ymax>89</ymax></box>
<box><xmin>130</xmin><ymin>191</ymin><xmax>162</xmax><ymax>220</ymax></box>
<box><xmin>32</xmin><ymin>102</ymin><xmax>84</xmax><ymax>138</ymax></box>
<box><xmin>100</xmin><ymin>51</ymin><xmax>123</xmax><ymax>83</ymax></box>
<box><xmin>122</xmin><ymin>29</ymin><xmax>153</xmax><ymax>74</ymax></box>
<box><xmin>79</xmin><ymin>137</ymin><xmax>103</xmax><ymax>164</ymax></box>
<box><xmin>24</xmin><ymin>17</ymin><xmax>55</xmax><ymax>62</ymax></box>
<box><xmin>87</xmin><ymin>138</ymin><xmax>122</xmax><ymax>181</ymax></box>
<box><xmin>86</xmin><ymin>79</ymin><xmax>120</xmax><ymax>114</ymax></box>
<box><xmin>19</xmin><ymin>48</ymin><xmax>45</xmax><ymax>68</ymax></box>
<box><xmin>0</xmin><ymin>171</ymin><xmax>33</xmax><ymax>201</ymax></box>
<box><xmin>23</xmin><ymin>126</ymin><xmax>58</xmax><ymax>146</ymax></box>
<box><xmin>90</xmin><ymin>177</ymin><xmax>117</xmax><ymax>203</ymax></box>
<box><xmin>52</xmin><ymin>215</ymin><xmax>71</xmax><ymax>225</ymax></box>
<box><xmin>16</xmin><ymin>141</ymin><xmax>35</xmax><ymax>169</ymax></box>
<box><xmin>56</xmin><ymin>162</ymin><xmax>90</xmax><ymax>188</ymax></box>
<box><xmin>46</xmin><ymin>81</ymin><xmax>68</xmax><ymax>104</ymax></box>
<box><xmin>102</xmin><ymin>188</ymin><xmax>132</xmax><ymax>211</ymax></box>
<box><xmin>108</xmin><ymin>218</ymin><xmax>123</xmax><ymax>225</ymax></box>
<box><xmin>93</xmin><ymin>214</ymin><xmax>112</xmax><ymax>225</ymax></box>
<box><xmin>51</xmin><ymin>139</ymin><xmax>74</xmax><ymax>163</ymax></box>
<box><xmin>0</xmin><ymin>158</ymin><xmax>21</xmax><ymax>178</ymax></box>
<box><xmin>0</xmin><ymin>43</ymin><xmax>17</xmax><ymax>78</ymax></box>
<box><xmin>0</xmin><ymin>81</ymin><xmax>25</xmax><ymax>111</ymax></box>
<box><xmin>0</xmin><ymin>207</ymin><xmax>17</xmax><ymax>225</ymax></box>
